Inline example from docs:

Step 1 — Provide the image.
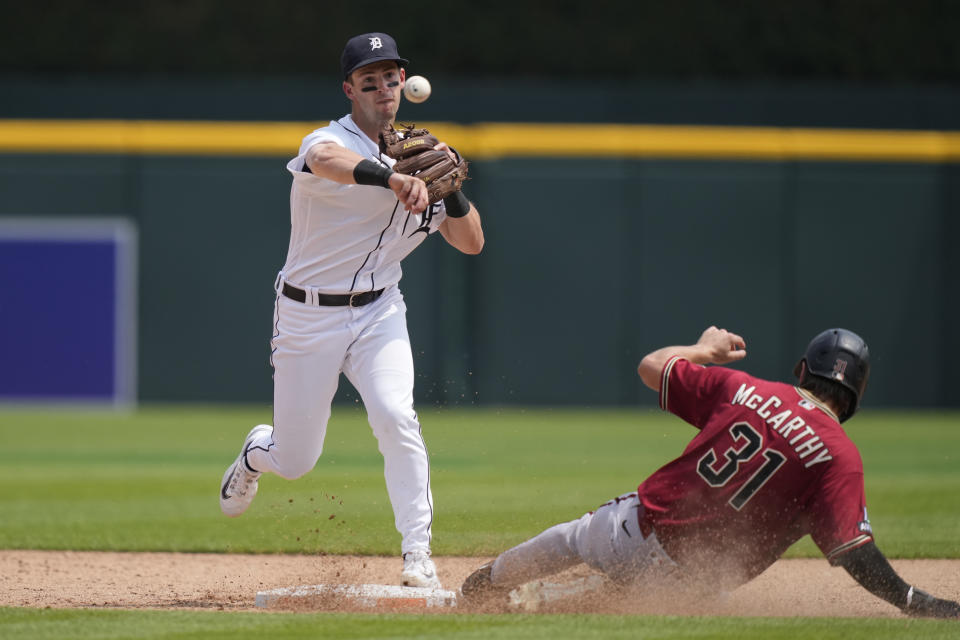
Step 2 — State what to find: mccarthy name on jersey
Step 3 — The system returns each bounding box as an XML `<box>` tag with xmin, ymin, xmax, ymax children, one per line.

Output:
<box><xmin>730</xmin><ymin>383</ymin><xmax>834</xmax><ymax>468</ymax></box>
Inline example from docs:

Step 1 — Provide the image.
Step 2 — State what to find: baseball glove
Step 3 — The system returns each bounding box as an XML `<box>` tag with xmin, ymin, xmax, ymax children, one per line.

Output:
<box><xmin>380</xmin><ymin>124</ymin><xmax>468</xmax><ymax>204</ymax></box>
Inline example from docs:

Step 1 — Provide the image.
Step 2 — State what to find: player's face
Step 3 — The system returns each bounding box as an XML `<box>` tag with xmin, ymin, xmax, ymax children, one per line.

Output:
<box><xmin>345</xmin><ymin>62</ymin><xmax>404</xmax><ymax>124</ymax></box>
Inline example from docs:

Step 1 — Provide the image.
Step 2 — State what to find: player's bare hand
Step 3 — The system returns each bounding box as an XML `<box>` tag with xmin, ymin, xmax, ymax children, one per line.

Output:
<box><xmin>697</xmin><ymin>326</ymin><xmax>747</xmax><ymax>364</ymax></box>
<box><xmin>389</xmin><ymin>172</ymin><xmax>429</xmax><ymax>214</ymax></box>
<box><xmin>434</xmin><ymin>142</ymin><xmax>457</xmax><ymax>163</ymax></box>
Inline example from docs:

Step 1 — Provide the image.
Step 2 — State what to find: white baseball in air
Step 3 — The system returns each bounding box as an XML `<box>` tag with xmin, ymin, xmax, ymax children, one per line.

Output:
<box><xmin>404</xmin><ymin>75</ymin><xmax>431</xmax><ymax>103</ymax></box>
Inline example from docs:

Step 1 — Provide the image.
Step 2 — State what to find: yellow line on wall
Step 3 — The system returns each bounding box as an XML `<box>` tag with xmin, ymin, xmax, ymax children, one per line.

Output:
<box><xmin>1</xmin><ymin>119</ymin><xmax>958</xmax><ymax>162</ymax></box>
<box><xmin>0</xmin><ymin>120</ymin><xmax>311</xmax><ymax>156</ymax></box>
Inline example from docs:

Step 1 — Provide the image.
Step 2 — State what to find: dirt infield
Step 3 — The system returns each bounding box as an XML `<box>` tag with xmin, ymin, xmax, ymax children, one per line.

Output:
<box><xmin>2</xmin><ymin>551</ymin><xmax>957</xmax><ymax>617</ymax></box>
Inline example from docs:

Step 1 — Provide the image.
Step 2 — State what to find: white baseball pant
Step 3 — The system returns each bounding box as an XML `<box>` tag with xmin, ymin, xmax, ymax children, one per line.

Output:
<box><xmin>244</xmin><ymin>284</ymin><xmax>433</xmax><ymax>554</ymax></box>
<box><xmin>491</xmin><ymin>492</ymin><xmax>677</xmax><ymax>588</ymax></box>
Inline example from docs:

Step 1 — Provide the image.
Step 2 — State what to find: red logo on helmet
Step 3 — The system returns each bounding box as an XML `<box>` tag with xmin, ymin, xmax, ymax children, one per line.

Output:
<box><xmin>833</xmin><ymin>358</ymin><xmax>847</xmax><ymax>381</ymax></box>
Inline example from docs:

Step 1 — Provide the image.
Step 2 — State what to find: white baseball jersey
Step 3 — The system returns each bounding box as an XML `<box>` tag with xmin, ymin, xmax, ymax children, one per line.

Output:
<box><xmin>281</xmin><ymin>114</ymin><xmax>447</xmax><ymax>293</ymax></box>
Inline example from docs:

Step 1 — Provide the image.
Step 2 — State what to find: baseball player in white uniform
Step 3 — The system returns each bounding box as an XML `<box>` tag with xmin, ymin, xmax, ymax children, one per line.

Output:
<box><xmin>219</xmin><ymin>32</ymin><xmax>484</xmax><ymax>589</ymax></box>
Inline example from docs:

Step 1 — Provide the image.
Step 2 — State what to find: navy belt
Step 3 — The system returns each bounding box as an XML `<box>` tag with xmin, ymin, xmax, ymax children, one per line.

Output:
<box><xmin>281</xmin><ymin>282</ymin><xmax>384</xmax><ymax>307</ymax></box>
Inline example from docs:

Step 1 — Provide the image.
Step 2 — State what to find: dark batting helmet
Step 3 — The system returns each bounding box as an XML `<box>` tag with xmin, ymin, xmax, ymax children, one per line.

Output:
<box><xmin>793</xmin><ymin>328</ymin><xmax>870</xmax><ymax>423</ymax></box>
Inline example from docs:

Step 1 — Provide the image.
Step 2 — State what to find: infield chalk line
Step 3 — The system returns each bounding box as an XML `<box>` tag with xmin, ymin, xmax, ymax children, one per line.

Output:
<box><xmin>255</xmin><ymin>583</ymin><xmax>458</xmax><ymax>610</ymax></box>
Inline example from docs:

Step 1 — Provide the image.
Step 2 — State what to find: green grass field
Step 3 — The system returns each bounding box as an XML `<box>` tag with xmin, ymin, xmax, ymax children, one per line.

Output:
<box><xmin>1</xmin><ymin>405</ymin><xmax>958</xmax><ymax>638</ymax></box>
<box><xmin>3</xmin><ymin>608</ymin><xmax>960</xmax><ymax>640</ymax></box>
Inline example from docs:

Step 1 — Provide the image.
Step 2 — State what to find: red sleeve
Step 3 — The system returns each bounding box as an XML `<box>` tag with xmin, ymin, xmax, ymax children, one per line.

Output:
<box><xmin>806</xmin><ymin>449</ymin><xmax>874</xmax><ymax>563</ymax></box>
<box><xmin>658</xmin><ymin>356</ymin><xmax>744</xmax><ymax>429</ymax></box>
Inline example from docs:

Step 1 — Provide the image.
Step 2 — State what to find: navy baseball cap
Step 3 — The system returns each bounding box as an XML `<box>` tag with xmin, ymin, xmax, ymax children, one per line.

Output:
<box><xmin>340</xmin><ymin>32</ymin><xmax>409</xmax><ymax>79</ymax></box>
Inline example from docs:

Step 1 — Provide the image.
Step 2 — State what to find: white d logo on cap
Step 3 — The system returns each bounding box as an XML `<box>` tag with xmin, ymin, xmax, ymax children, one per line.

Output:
<box><xmin>369</xmin><ymin>37</ymin><xmax>383</xmax><ymax>50</ymax></box>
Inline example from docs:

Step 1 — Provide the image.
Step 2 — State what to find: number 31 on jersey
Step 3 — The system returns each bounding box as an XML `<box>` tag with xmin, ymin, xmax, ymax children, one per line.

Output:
<box><xmin>697</xmin><ymin>422</ymin><xmax>787</xmax><ymax>511</ymax></box>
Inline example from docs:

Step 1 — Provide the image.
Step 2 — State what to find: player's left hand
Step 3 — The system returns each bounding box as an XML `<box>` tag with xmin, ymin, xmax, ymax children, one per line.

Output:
<box><xmin>697</xmin><ymin>326</ymin><xmax>747</xmax><ymax>364</ymax></box>
<box><xmin>903</xmin><ymin>588</ymin><xmax>960</xmax><ymax>619</ymax></box>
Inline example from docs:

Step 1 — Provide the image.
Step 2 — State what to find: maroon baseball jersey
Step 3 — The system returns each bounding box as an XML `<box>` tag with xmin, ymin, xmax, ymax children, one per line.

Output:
<box><xmin>636</xmin><ymin>356</ymin><xmax>873</xmax><ymax>587</ymax></box>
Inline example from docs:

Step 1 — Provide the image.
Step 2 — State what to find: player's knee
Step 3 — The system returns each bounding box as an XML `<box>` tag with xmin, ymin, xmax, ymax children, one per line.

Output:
<box><xmin>366</xmin><ymin>403</ymin><xmax>418</xmax><ymax>438</ymax></box>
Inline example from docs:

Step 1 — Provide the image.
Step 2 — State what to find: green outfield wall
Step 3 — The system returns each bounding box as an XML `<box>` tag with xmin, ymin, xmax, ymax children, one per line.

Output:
<box><xmin>2</xmin><ymin>140</ymin><xmax>956</xmax><ymax>408</ymax></box>
<box><xmin>2</xmin><ymin>78</ymin><xmax>958</xmax><ymax>408</ymax></box>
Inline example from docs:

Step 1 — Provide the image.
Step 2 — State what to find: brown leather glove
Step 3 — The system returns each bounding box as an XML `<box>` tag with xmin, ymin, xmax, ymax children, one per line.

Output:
<box><xmin>380</xmin><ymin>124</ymin><xmax>468</xmax><ymax>204</ymax></box>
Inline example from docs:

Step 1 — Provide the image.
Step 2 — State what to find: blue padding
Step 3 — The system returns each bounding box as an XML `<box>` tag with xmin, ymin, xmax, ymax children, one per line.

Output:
<box><xmin>0</xmin><ymin>239</ymin><xmax>117</xmax><ymax>399</ymax></box>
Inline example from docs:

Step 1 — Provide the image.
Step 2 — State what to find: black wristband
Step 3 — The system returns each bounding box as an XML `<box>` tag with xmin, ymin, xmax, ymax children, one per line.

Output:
<box><xmin>442</xmin><ymin>191</ymin><xmax>470</xmax><ymax>218</ymax></box>
<box><xmin>353</xmin><ymin>159</ymin><xmax>393</xmax><ymax>188</ymax></box>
